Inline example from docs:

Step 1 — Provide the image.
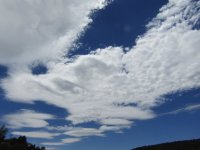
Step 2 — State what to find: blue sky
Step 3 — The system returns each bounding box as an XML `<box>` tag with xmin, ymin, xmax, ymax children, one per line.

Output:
<box><xmin>0</xmin><ymin>0</ymin><xmax>200</xmax><ymax>150</ymax></box>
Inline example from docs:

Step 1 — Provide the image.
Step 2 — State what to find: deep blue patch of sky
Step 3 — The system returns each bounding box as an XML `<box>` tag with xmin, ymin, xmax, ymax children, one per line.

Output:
<box><xmin>154</xmin><ymin>88</ymin><xmax>200</xmax><ymax>114</ymax></box>
<box><xmin>31</xmin><ymin>64</ymin><xmax>48</xmax><ymax>75</ymax></box>
<box><xmin>69</xmin><ymin>0</ymin><xmax>168</xmax><ymax>56</ymax></box>
<box><xmin>0</xmin><ymin>65</ymin><xmax>8</xmax><ymax>78</ymax></box>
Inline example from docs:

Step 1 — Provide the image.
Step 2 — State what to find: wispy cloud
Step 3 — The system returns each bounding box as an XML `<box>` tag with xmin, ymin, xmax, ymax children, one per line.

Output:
<box><xmin>62</xmin><ymin>138</ymin><xmax>81</xmax><ymax>144</ymax></box>
<box><xmin>64</xmin><ymin>127</ymin><xmax>104</xmax><ymax>137</ymax></box>
<box><xmin>0</xmin><ymin>0</ymin><xmax>199</xmax><ymax>147</ymax></box>
<box><xmin>160</xmin><ymin>103</ymin><xmax>200</xmax><ymax>116</ymax></box>
<box><xmin>41</xmin><ymin>142</ymin><xmax>64</xmax><ymax>146</ymax></box>
<box><xmin>45</xmin><ymin>148</ymin><xmax>57</xmax><ymax>150</ymax></box>
<box><xmin>41</xmin><ymin>138</ymin><xmax>81</xmax><ymax>147</ymax></box>
<box><xmin>2</xmin><ymin>0</ymin><xmax>199</xmax><ymax>127</ymax></box>
<box><xmin>12</xmin><ymin>131</ymin><xmax>60</xmax><ymax>139</ymax></box>
<box><xmin>47</xmin><ymin>124</ymin><xmax>130</xmax><ymax>136</ymax></box>
<box><xmin>0</xmin><ymin>0</ymin><xmax>107</xmax><ymax>65</ymax></box>
<box><xmin>2</xmin><ymin>109</ymin><xmax>55</xmax><ymax>129</ymax></box>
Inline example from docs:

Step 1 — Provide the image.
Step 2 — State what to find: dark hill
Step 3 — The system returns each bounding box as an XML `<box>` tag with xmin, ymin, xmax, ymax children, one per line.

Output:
<box><xmin>132</xmin><ymin>139</ymin><xmax>200</xmax><ymax>150</ymax></box>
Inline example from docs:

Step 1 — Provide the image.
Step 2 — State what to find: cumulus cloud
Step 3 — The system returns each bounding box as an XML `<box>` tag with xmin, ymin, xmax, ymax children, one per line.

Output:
<box><xmin>2</xmin><ymin>109</ymin><xmax>55</xmax><ymax>129</ymax></box>
<box><xmin>1</xmin><ymin>47</ymin><xmax>155</xmax><ymax>125</ymax></box>
<box><xmin>0</xmin><ymin>0</ymin><xmax>107</xmax><ymax>65</ymax></box>
<box><xmin>0</xmin><ymin>0</ymin><xmax>200</xmax><ymax>146</ymax></box>
<box><xmin>12</xmin><ymin>131</ymin><xmax>60</xmax><ymax>139</ymax></box>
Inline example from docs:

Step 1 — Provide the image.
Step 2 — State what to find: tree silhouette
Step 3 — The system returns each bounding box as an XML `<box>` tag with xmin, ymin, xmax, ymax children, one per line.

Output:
<box><xmin>0</xmin><ymin>125</ymin><xmax>8</xmax><ymax>141</ymax></box>
<box><xmin>0</xmin><ymin>125</ymin><xmax>46</xmax><ymax>150</ymax></box>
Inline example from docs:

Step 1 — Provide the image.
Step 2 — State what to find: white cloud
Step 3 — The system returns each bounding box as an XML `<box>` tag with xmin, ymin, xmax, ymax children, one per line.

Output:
<box><xmin>161</xmin><ymin>103</ymin><xmax>200</xmax><ymax>116</ymax></box>
<box><xmin>12</xmin><ymin>131</ymin><xmax>60</xmax><ymax>139</ymax></box>
<box><xmin>41</xmin><ymin>142</ymin><xmax>64</xmax><ymax>146</ymax></box>
<box><xmin>47</xmin><ymin>125</ymin><xmax>71</xmax><ymax>131</ymax></box>
<box><xmin>99</xmin><ymin>125</ymin><xmax>130</xmax><ymax>132</ymax></box>
<box><xmin>185</xmin><ymin>104</ymin><xmax>200</xmax><ymax>111</ymax></box>
<box><xmin>48</xmin><ymin>124</ymin><xmax>130</xmax><ymax>134</ymax></box>
<box><xmin>0</xmin><ymin>0</ymin><xmax>107</xmax><ymax>65</ymax></box>
<box><xmin>64</xmin><ymin>127</ymin><xmax>104</xmax><ymax>137</ymax></box>
<box><xmin>45</xmin><ymin>148</ymin><xmax>57</xmax><ymax>150</ymax></box>
<box><xmin>0</xmin><ymin>0</ymin><xmax>200</xmax><ymax>144</ymax></box>
<box><xmin>2</xmin><ymin>109</ymin><xmax>55</xmax><ymax>129</ymax></box>
<box><xmin>41</xmin><ymin>138</ymin><xmax>81</xmax><ymax>147</ymax></box>
<box><xmin>62</xmin><ymin>138</ymin><xmax>81</xmax><ymax>144</ymax></box>
<box><xmin>99</xmin><ymin>118</ymin><xmax>132</xmax><ymax>126</ymax></box>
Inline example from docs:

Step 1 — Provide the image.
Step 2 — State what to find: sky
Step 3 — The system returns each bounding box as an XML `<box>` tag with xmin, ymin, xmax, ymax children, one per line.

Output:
<box><xmin>0</xmin><ymin>0</ymin><xmax>199</xmax><ymax>150</ymax></box>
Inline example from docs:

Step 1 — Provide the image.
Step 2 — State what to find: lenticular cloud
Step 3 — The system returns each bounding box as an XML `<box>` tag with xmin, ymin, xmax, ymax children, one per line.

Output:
<box><xmin>1</xmin><ymin>0</ymin><xmax>200</xmax><ymax>140</ymax></box>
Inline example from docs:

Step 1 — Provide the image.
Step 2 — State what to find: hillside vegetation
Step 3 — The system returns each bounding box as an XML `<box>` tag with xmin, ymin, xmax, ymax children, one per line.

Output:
<box><xmin>0</xmin><ymin>125</ymin><xmax>45</xmax><ymax>150</ymax></box>
<box><xmin>133</xmin><ymin>139</ymin><xmax>200</xmax><ymax>150</ymax></box>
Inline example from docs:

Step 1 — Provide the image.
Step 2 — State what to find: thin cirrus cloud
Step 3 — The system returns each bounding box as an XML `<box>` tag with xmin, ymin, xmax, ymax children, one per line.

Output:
<box><xmin>0</xmin><ymin>0</ymin><xmax>199</xmax><ymax>147</ymax></box>
<box><xmin>160</xmin><ymin>103</ymin><xmax>200</xmax><ymax>116</ymax></box>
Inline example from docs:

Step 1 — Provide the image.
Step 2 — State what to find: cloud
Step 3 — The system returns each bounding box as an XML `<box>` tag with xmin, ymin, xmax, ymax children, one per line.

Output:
<box><xmin>45</xmin><ymin>148</ymin><xmax>57</xmax><ymax>150</ymax></box>
<box><xmin>47</xmin><ymin>125</ymin><xmax>72</xmax><ymax>131</ymax></box>
<box><xmin>41</xmin><ymin>142</ymin><xmax>64</xmax><ymax>146</ymax></box>
<box><xmin>2</xmin><ymin>109</ymin><xmax>55</xmax><ymax>129</ymax></box>
<box><xmin>0</xmin><ymin>0</ymin><xmax>200</xmax><ymax>145</ymax></box>
<box><xmin>48</xmin><ymin>124</ymin><xmax>130</xmax><ymax>135</ymax></box>
<box><xmin>41</xmin><ymin>138</ymin><xmax>81</xmax><ymax>147</ymax></box>
<box><xmin>161</xmin><ymin>103</ymin><xmax>200</xmax><ymax>116</ymax></box>
<box><xmin>0</xmin><ymin>0</ymin><xmax>107</xmax><ymax>65</ymax></box>
<box><xmin>99</xmin><ymin>125</ymin><xmax>130</xmax><ymax>132</ymax></box>
<box><xmin>62</xmin><ymin>138</ymin><xmax>81</xmax><ymax>144</ymax></box>
<box><xmin>12</xmin><ymin>131</ymin><xmax>60</xmax><ymax>139</ymax></box>
<box><xmin>99</xmin><ymin>118</ymin><xmax>132</xmax><ymax>126</ymax></box>
<box><xmin>185</xmin><ymin>104</ymin><xmax>200</xmax><ymax>111</ymax></box>
<box><xmin>64</xmin><ymin>127</ymin><xmax>104</xmax><ymax>137</ymax></box>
